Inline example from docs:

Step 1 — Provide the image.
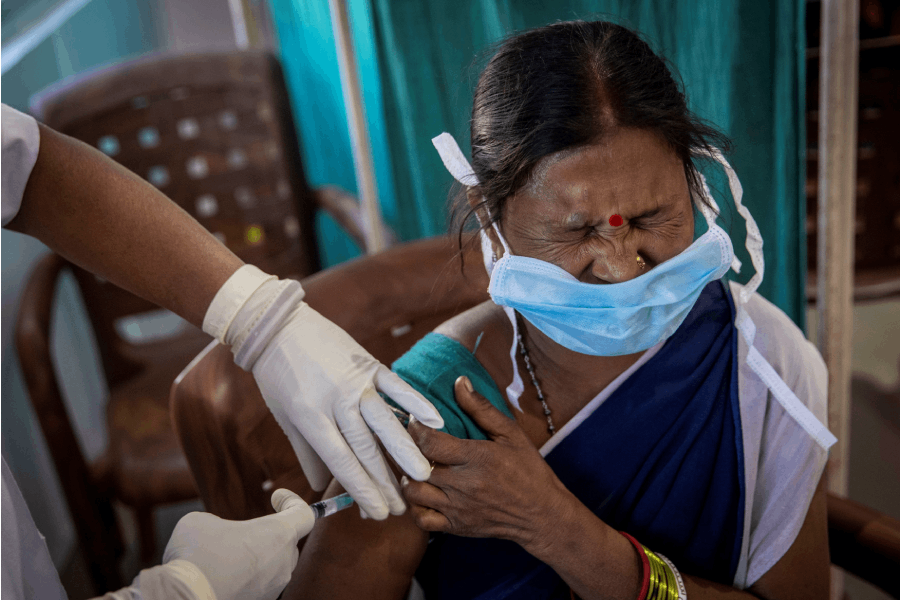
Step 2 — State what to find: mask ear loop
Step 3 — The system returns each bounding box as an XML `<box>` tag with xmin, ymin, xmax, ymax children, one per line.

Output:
<box><xmin>694</xmin><ymin>148</ymin><xmax>765</xmax><ymax>306</ymax></box>
<box><xmin>696</xmin><ymin>171</ymin><xmax>743</xmax><ymax>275</ymax></box>
<box><xmin>433</xmin><ymin>132</ymin><xmax>525</xmax><ymax>412</ymax></box>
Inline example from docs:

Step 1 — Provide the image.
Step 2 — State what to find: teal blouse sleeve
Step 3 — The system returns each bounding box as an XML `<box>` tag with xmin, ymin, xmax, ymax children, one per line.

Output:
<box><xmin>387</xmin><ymin>333</ymin><xmax>514</xmax><ymax>441</ymax></box>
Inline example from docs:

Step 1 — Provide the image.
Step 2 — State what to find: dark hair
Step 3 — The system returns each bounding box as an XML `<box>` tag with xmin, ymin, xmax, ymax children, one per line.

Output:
<box><xmin>453</xmin><ymin>20</ymin><xmax>730</xmax><ymax>245</ymax></box>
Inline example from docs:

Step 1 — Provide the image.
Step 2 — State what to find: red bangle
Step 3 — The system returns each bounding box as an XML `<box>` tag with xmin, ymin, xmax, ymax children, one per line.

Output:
<box><xmin>620</xmin><ymin>531</ymin><xmax>650</xmax><ymax>600</ymax></box>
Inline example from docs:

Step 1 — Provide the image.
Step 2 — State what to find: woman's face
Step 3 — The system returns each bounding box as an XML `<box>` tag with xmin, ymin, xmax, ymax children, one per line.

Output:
<box><xmin>496</xmin><ymin>127</ymin><xmax>694</xmax><ymax>284</ymax></box>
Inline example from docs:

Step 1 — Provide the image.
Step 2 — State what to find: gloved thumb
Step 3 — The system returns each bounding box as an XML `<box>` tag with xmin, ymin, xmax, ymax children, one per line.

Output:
<box><xmin>270</xmin><ymin>489</ymin><xmax>315</xmax><ymax>541</ymax></box>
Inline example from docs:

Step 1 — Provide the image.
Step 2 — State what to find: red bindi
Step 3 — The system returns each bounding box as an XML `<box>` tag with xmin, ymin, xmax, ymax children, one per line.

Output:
<box><xmin>609</xmin><ymin>214</ymin><xmax>623</xmax><ymax>227</ymax></box>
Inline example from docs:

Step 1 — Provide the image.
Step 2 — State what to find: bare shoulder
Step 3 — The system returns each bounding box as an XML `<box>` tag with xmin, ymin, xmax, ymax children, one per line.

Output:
<box><xmin>434</xmin><ymin>300</ymin><xmax>511</xmax><ymax>353</ymax></box>
<box><xmin>433</xmin><ymin>301</ymin><xmax>514</xmax><ymax>384</ymax></box>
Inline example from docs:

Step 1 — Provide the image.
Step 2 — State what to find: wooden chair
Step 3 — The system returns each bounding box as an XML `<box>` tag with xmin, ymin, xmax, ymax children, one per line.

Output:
<box><xmin>171</xmin><ymin>236</ymin><xmax>900</xmax><ymax>599</ymax></box>
<box><xmin>17</xmin><ymin>51</ymin><xmax>376</xmax><ymax>594</ymax></box>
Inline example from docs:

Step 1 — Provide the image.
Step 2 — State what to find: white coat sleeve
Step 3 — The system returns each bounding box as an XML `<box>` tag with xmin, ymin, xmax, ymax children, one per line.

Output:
<box><xmin>95</xmin><ymin>560</ymin><xmax>216</xmax><ymax>600</ymax></box>
<box><xmin>1</xmin><ymin>457</ymin><xmax>68</xmax><ymax>600</ymax></box>
<box><xmin>2</xmin><ymin>103</ymin><xmax>41</xmax><ymax>226</ymax></box>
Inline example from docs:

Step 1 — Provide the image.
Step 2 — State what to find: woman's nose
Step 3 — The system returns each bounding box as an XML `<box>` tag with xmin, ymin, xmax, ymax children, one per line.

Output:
<box><xmin>589</xmin><ymin>249</ymin><xmax>643</xmax><ymax>283</ymax></box>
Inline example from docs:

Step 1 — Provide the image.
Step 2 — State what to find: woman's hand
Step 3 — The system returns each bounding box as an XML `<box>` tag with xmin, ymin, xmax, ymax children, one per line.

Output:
<box><xmin>401</xmin><ymin>376</ymin><xmax>578</xmax><ymax>554</ymax></box>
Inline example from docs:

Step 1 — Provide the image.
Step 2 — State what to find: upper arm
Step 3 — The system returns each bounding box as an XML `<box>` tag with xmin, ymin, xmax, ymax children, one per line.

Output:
<box><xmin>731</xmin><ymin>283</ymin><xmax>832</xmax><ymax>592</ymax></box>
<box><xmin>285</xmin><ymin>479</ymin><xmax>429</xmax><ymax>600</ymax></box>
<box><xmin>747</xmin><ymin>476</ymin><xmax>830</xmax><ymax>600</ymax></box>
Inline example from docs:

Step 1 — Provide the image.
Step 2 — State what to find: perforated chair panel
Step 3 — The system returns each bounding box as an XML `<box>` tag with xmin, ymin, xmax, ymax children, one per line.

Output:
<box><xmin>31</xmin><ymin>52</ymin><xmax>319</xmax><ymax>283</ymax></box>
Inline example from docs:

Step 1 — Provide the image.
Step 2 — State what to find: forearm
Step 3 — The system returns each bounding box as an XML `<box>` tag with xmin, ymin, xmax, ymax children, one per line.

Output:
<box><xmin>6</xmin><ymin>123</ymin><xmax>244</xmax><ymax>327</ymax></box>
<box><xmin>528</xmin><ymin>494</ymin><xmax>761</xmax><ymax>600</ymax></box>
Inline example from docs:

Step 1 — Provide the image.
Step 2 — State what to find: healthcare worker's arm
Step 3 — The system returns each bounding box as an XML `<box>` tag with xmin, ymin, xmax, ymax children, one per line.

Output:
<box><xmin>97</xmin><ymin>489</ymin><xmax>315</xmax><ymax>600</ymax></box>
<box><xmin>2</xmin><ymin>104</ymin><xmax>443</xmax><ymax>520</ymax></box>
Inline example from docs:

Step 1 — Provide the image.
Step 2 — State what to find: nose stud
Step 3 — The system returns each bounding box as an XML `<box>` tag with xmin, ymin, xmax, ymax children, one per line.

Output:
<box><xmin>609</xmin><ymin>214</ymin><xmax>623</xmax><ymax>227</ymax></box>
<box><xmin>636</xmin><ymin>254</ymin><xmax>647</xmax><ymax>270</ymax></box>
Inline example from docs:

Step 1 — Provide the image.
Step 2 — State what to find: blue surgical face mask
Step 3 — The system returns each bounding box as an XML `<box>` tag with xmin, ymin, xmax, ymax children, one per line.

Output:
<box><xmin>486</xmin><ymin>220</ymin><xmax>734</xmax><ymax>356</ymax></box>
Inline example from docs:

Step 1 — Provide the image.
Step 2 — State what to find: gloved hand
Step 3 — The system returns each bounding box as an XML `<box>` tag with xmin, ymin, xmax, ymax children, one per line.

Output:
<box><xmin>98</xmin><ymin>489</ymin><xmax>313</xmax><ymax>600</ymax></box>
<box><xmin>161</xmin><ymin>489</ymin><xmax>314</xmax><ymax>600</ymax></box>
<box><xmin>203</xmin><ymin>265</ymin><xmax>445</xmax><ymax>520</ymax></box>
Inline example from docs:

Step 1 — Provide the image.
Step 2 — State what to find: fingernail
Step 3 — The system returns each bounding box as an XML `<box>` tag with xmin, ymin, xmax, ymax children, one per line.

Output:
<box><xmin>400</xmin><ymin>475</ymin><xmax>409</xmax><ymax>487</ymax></box>
<box><xmin>389</xmin><ymin>491</ymin><xmax>406</xmax><ymax>516</ymax></box>
<box><xmin>405</xmin><ymin>456</ymin><xmax>431</xmax><ymax>482</ymax></box>
<box><xmin>271</xmin><ymin>488</ymin><xmax>289</xmax><ymax>512</ymax></box>
<box><xmin>462</xmin><ymin>376</ymin><xmax>474</xmax><ymax>393</ymax></box>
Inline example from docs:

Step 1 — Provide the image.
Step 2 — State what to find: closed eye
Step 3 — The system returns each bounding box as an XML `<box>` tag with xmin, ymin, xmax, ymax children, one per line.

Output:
<box><xmin>631</xmin><ymin>207</ymin><xmax>666</xmax><ymax>227</ymax></box>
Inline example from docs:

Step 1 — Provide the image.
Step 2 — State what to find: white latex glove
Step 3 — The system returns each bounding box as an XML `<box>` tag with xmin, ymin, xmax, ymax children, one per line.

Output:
<box><xmin>97</xmin><ymin>489</ymin><xmax>311</xmax><ymax>600</ymax></box>
<box><xmin>162</xmin><ymin>489</ymin><xmax>313</xmax><ymax>600</ymax></box>
<box><xmin>203</xmin><ymin>265</ymin><xmax>445</xmax><ymax>520</ymax></box>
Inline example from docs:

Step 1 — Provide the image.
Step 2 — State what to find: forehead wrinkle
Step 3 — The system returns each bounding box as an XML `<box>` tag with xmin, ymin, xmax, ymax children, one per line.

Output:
<box><xmin>525</xmin><ymin>146</ymin><xmax>583</xmax><ymax>196</ymax></box>
<box><xmin>560</xmin><ymin>211</ymin><xmax>589</xmax><ymax>228</ymax></box>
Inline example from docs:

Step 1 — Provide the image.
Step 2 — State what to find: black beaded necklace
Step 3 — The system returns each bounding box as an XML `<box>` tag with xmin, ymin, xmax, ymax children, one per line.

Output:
<box><xmin>514</xmin><ymin>313</ymin><xmax>555</xmax><ymax>436</ymax></box>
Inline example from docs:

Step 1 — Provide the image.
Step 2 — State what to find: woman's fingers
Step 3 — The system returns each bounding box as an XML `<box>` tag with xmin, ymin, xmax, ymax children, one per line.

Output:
<box><xmin>453</xmin><ymin>376</ymin><xmax>526</xmax><ymax>444</ymax></box>
<box><xmin>409</xmin><ymin>503</ymin><xmax>451</xmax><ymax>532</ymax></box>
<box><xmin>407</xmin><ymin>418</ymin><xmax>476</xmax><ymax>466</ymax></box>
<box><xmin>401</xmin><ymin>475</ymin><xmax>452</xmax><ymax>532</ymax></box>
<box><xmin>401</xmin><ymin>475</ymin><xmax>448</xmax><ymax>508</ymax></box>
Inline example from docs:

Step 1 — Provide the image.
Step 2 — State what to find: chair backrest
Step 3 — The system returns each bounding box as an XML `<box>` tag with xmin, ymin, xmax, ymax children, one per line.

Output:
<box><xmin>30</xmin><ymin>51</ymin><xmax>321</xmax><ymax>384</ymax></box>
<box><xmin>171</xmin><ymin>235</ymin><xmax>490</xmax><ymax>519</ymax></box>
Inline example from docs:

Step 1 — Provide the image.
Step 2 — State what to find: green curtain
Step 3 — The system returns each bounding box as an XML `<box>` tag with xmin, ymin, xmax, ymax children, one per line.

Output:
<box><xmin>269</xmin><ymin>0</ymin><xmax>398</xmax><ymax>267</ymax></box>
<box><xmin>271</xmin><ymin>0</ymin><xmax>807</xmax><ymax>327</ymax></box>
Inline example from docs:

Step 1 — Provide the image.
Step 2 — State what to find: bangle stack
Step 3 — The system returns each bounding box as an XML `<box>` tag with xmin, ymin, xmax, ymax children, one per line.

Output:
<box><xmin>619</xmin><ymin>532</ymin><xmax>687</xmax><ymax>600</ymax></box>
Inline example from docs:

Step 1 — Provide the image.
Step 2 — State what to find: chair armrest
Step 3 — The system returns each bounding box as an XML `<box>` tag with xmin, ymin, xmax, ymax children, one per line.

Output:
<box><xmin>313</xmin><ymin>185</ymin><xmax>398</xmax><ymax>252</ymax></box>
<box><xmin>14</xmin><ymin>252</ymin><xmax>126</xmax><ymax>575</ymax></box>
<box><xmin>170</xmin><ymin>341</ymin><xmax>290</xmax><ymax>520</ymax></box>
<box><xmin>15</xmin><ymin>253</ymin><xmax>79</xmax><ymax>448</ymax></box>
<box><xmin>828</xmin><ymin>492</ymin><xmax>900</xmax><ymax>596</ymax></box>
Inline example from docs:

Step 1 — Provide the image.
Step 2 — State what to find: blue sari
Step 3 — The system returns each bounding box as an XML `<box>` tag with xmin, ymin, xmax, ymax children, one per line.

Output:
<box><xmin>393</xmin><ymin>281</ymin><xmax>745</xmax><ymax>599</ymax></box>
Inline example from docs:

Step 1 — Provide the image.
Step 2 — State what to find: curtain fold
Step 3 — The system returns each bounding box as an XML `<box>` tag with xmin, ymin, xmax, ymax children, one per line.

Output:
<box><xmin>271</xmin><ymin>0</ymin><xmax>806</xmax><ymax>326</ymax></box>
<box><xmin>269</xmin><ymin>0</ymin><xmax>398</xmax><ymax>266</ymax></box>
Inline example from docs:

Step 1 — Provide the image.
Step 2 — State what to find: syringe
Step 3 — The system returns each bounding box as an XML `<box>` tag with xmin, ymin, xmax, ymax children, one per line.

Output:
<box><xmin>389</xmin><ymin>405</ymin><xmax>411</xmax><ymax>428</ymax></box>
<box><xmin>309</xmin><ymin>492</ymin><xmax>355</xmax><ymax>519</ymax></box>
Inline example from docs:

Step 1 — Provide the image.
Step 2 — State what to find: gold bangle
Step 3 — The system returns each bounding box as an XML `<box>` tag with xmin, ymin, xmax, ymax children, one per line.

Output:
<box><xmin>643</xmin><ymin>547</ymin><xmax>683</xmax><ymax>600</ymax></box>
<box><xmin>642</xmin><ymin>545</ymin><xmax>659</xmax><ymax>599</ymax></box>
<box><xmin>648</xmin><ymin>549</ymin><xmax>667</xmax><ymax>600</ymax></box>
<box><xmin>656</xmin><ymin>552</ymin><xmax>687</xmax><ymax>600</ymax></box>
<box><xmin>645</xmin><ymin>546</ymin><xmax>664</xmax><ymax>600</ymax></box>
